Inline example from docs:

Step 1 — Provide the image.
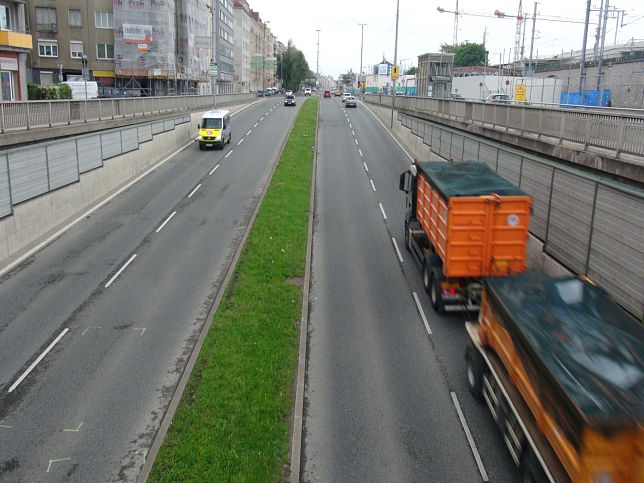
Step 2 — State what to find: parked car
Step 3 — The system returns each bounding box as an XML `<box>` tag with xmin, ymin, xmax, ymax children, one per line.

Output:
<box><xmin>345</xmin><ymin>96</ymin><xmax>357</xmax><ymax>108</ymax></box>
<box><xmin>323</xmin><ymin>90</ymin><xmax>331</xmax><ymax>98</ymax></box>
<box><xmin>284</xmin><ymin>94</ymin><xmax>296</xmax><ymax>106</ymax></box>
<box><xmin>484</xmin><ymin>93</ymin><xmax>511</xmax><ymax>104</ymax></box>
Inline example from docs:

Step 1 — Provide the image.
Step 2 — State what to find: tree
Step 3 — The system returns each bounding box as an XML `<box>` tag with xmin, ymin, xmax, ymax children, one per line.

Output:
<box><xmin>404</xmin><ymin>66</ymin><xmax>417</xmax><ymax>75</ymax></box>
<box><xmin>340</xmin><ymin>71</ymin><xmax>356</xmax><ymax>87</ymax></box>
<box><xmin>277</xmin><ymin>40</ymin><xmax>312</xmax><ymax>91</ymax></box>
<box><xmin>440</xmin><ymin>42</ymin><xmax>486</xmax><ymax>67</ymax></box>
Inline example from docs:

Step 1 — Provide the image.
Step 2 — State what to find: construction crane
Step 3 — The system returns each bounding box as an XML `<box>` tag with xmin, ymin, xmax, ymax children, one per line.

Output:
<box><xmin>437</xmin><ymin>1</ymin><xmax>459</xmax><ymax>46</ymax></box>
<box><xmin>494</xmin><ymin>1</ymin><xmax>524</xmax><ymax>62</ymax></box>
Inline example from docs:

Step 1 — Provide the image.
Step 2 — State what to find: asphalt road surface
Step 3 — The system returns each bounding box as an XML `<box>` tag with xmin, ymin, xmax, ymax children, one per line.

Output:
<box><xmin>302</xmin><ymin>96</ymin><xmax>520</xmax><ymax>482</ymax></box>
<box><xmin>0</xmin><ymin>96</ymin><xmax>299</xmax><ymax>482</ymax></box>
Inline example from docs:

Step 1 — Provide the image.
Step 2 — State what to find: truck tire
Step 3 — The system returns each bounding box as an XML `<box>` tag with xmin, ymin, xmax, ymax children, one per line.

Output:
<box><xmin>521</xmin><ymin>450</ymin><xmax>548</xmax><ymax>483</ymax></box>
<box><xmin>465</xmin><ymin>344</ymin><xmax>485</xmax><ymax>400</ymax></box>
<box><xmin>429</xmin><ymin>272</ymin><xmax>445</xmax><ymax>314</ymax></box>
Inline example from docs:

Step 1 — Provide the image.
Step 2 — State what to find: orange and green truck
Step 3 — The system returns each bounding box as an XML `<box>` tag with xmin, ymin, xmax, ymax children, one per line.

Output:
<box><xmin>399</xmin><ymin>160</ymin><xmax>532</xmax><ymax>312</ymax></box>
<box><xmin>466</xmin><ymin>272</ymin><xmax>644</xmax><ymax>482</ymax></box>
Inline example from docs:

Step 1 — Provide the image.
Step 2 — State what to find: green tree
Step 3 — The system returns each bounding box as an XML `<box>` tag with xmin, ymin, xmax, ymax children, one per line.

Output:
<box><xmin>440</xmin><ymin>42</ymin><xmax>487</xmax><ymax>67</ymax></box>
<box><xmin>277</xmin><ymin>41</ymin><xmax>312</xmax><ymax>92</ymax></box>
<box><xmin>404</xmin><ymin>66</ymin><xmax>417</xmax><ymax>75</ymax></box>
<box><xmin>340</xmin><ymin>71</ymin><xmax>356</xmax><ymax>88</ymax></box>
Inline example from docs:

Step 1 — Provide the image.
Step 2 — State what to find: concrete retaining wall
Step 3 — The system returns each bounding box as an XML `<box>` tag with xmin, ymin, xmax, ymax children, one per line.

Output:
<box><xmin>0</xmin><ymin>104</ymin><xmax>247</xmax><ymax>271</ymax></box>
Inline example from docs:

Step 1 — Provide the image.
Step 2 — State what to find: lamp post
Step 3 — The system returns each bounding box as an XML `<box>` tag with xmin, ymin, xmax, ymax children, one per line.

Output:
<box><xmin>263</xmin><ymin>20</ymin><xmax>270</xmax><ymax>95</ymax></box>
<box><xmin>210</xmin><ymin>0</ymin><xmax>217</xmax><ymax>106</ymax></box>
<box><xmin>358</xmin><ymin>23</ymin><xmax>366</xmax><ymax>98</ymax></box>
<box><xmin>316</xmin><ymin>29</ymin><xmax>321</xmax><ymax>88</ymax></box>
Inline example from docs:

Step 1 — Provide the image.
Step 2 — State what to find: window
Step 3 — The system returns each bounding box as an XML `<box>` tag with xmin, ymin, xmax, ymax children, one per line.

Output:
<box><xmin>96</xmin><ymin>42</ymin><xmax>113</xmax><ymax>60</ymax></box>
<box><xmin>40</xmin><ymin>71</ymin><xmax>54</xmax><ymax>86</ymax></box>
<box><xmin>36</xmin><ymin>7</ymin><xmax>57</xmax><ymax>32</ymax></box>
<box><xmin>68</xmin><ymin>9</ymin><xmax>82</xmax><ymax>27</ymax></box>
<box><xmin>0</xmin><ymin>5</ymin><xmax>11</xmax><ymax>30</ymax></box>
<box><xmin>70</xmin><ymin>41</ymin><xmax>83</xmax><ymax>59</ymax></box>
<box><xmin>94</xmin><ymin>11</ymin><xmax>112</xmax><ymax>29</ymax></box>
<box><xmin>38</xmin><ymin>40</ymin><xmax>59</xmax><ymax>58</ymax></box>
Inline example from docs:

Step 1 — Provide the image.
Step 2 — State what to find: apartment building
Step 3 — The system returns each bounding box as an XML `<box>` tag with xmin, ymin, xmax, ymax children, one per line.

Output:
<box><xmin>0</xmin><ymin>0</ymin><xmax>31</xmax><ymax>100</ymax></box>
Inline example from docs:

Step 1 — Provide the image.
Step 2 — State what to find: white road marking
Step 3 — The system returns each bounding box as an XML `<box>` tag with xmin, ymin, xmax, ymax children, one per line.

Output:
<box><xmin>451</xmin><ymin>392</ymin><xmax>490</xmax><ymax>482</ymax></box>
<box><xmin>246</xmin><ymin>129</ymin><xmax>252</xmax><ymax>136</ymax></box>
<box><xmin>352</xmin><ymin>130</ymin><xmax>355</xmax><ymax>136</ymax></box>
<box><xmin>9</xmin><ymin>328</ymin><xmax>69</xmax><ymax>393</ymax></box>
<box><xmin>265</xmin><ymin>112</ymin><xmax>269</xmax><ymax>116</ymax></box>
<box><xmin>412</xmin><ymin>292</ymin><xmax>432</xmax><ymax>335</ymax></box>
<box><xmin>359</xmin><ymin>149</ymin><xmax>363</xmax><ymax>158</ymax></box>
<box><xmin>209</xmin><ymin>163</ymin><xmax>220</xmax><ymax>175</ymax></box>
<box><xmin>105</xmin><ymin>254</ymin><xmax>137</xmax><ymax>288</ymax></box>
<box><xmin>236</xmin><ymin>138</ymin><xmax>244</xmax><ymax>146</ymax></box>
<box><xmin>254</xmin><ymin>122</ymin><xmax>259</xmax><ymax>128</ymax></box>
<box><xmin>260</xmin><ymin>116</ymin><xmax>265</xmax><ymax>121</ymax></box>
<box><xmin>188</xmin><ymin>183</ymin><xmax>202</xmax><ymax>198</ymax></box>
<box><xmin>354</xmin><ymin>138</ymin><xmax>358</xmax><ymax>146</ymax></box>
<box><xmin>379</xmin><ymin>203</ymin><xmax>388</xmax><ymax>220</ymax></box>
<box><xmin>363</xmin><ymin>162</ymin><xmax>368</xmax><ymax>172</ymax></box>
<box><xmin>392</xmin><ymin>237</ymin><xmax>403</xmax><ymax>263</ymax></box>
<box><xmin>155</xmin><ymin>211</ymin><xmax>177</xmax><ymax>233</ymax></box>
<box><xmin>224</xmin><ymin>150</ymin><xmax>233</xmax><ymax>158</ymax></box>
<box><xmin>370</xmin><ymin>179</ymin><xmax>376</xmax><ymax>191</ymax></box>
<box><xmin>349</xmin><ymin>123</ymin><xmax>352</xmax><ymax>128</ymax></box>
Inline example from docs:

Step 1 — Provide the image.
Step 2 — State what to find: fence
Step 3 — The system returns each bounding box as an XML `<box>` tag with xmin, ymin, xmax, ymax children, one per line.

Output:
<box><xmin>397</xmin><ymin>110</ymin><xmax>644</xmax><ymax>321</ymax></box>
<box><xmin>0</xmin><ymin>93</ymin><xmax>255</xmax><ymax>134</ymax></box>
<box><xmin>366</xmin><ymin>95</ymin><xmax>644</xmax><ymax>158</ymax></box>
<box><xmin>0</xmin><ymin>114</ymin><xmax>192</xmax><ymax>220</ymax></box>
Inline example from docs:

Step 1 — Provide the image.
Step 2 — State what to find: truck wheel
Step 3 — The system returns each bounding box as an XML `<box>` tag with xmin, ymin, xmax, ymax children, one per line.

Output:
<box><xmin>521</xmin><ymin>450</ymin><xmax>547</xmax><ymax>483</ymax></box>
<box><xmin>429</xmin><ymin>273</ymin><xmax>445</xmax><ymax>314</ymax></box>
<box><xmin>465</xmin><ymin>344</ymin><xmax>485</xmax><ymax>400</ymax></box>
<box><xmin>423</xmin><ymin>264</ymin><xmax>431</xmax><ymax>294</ymax></box>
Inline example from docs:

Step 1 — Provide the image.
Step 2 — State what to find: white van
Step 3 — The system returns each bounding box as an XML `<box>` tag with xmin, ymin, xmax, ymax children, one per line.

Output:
<box><xmin>62</xmin><ymin>81</ymin><xmax>98</xmax><ymax>100</ymax></box>
<box><xmin>197</xmin><ymin>109</ymin><xmax>231</xmax><ymax>150</ymax></box>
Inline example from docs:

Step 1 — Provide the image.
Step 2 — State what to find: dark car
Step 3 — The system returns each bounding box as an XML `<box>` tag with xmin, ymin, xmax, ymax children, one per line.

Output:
<box><xmin>323</xmin><ymin>90</ymin><xmax>331</xmax><ymax>98</ymax></box>
<box><xmin>284</xmin><ymin>94</ymin><xmax>296</xmax><ymax>106</ymax></box>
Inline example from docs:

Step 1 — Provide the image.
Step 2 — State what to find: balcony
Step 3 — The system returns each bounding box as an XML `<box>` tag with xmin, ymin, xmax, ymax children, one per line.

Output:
<box><xmin>0</xmin><ymin>30</ymin><xmax>32</xmax><ymax>51</ymax></box>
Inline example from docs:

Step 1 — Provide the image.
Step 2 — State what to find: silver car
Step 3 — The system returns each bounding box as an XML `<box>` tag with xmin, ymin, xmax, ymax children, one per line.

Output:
<box><xmin>345</xmin><ymin>96</ymin><xmax>357</xmax><ymax>108</ymax></box>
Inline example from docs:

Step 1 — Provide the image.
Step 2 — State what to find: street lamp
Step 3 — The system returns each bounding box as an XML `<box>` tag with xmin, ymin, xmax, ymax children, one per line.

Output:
<box><xmin>263</xmin><ymin>20</ymin><xmax>270</xmax><ymax>95</ymax></box>
<box><xmin>316</xmin><ymin>29</ymin><xmax>321</xmax><ymax>87</ymax></box>
<box><xmin>358</xmin><ymin>23</ymin><xmax>367</xmax><ymax>97</ymax></box>
<box><xmin>390</xmin><ymin>0</ymin><xmax>400</xmax><ymax>128</ymax></box>
<box><xmin>210</xmin><ymin>0</ymin><xmax>217</xmax><ymax>106</ymax></box>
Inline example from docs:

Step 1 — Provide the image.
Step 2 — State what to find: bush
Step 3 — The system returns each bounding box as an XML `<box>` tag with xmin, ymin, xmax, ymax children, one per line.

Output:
<box><xmin>26</xmin><ymin>82</ymin><xmax>72</xmax><ymax>100</ymax></box>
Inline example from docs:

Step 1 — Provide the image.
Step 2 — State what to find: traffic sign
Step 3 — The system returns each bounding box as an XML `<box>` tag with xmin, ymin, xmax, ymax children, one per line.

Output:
<box><xmin>210</xmin><ymin>62</ymin><xmax>218</xmax><ymax>76</ymax></box>
<box><xmin>391</xmin><ymin>65</ymin><xmax>399</xmax><ymax>80</ymax></box>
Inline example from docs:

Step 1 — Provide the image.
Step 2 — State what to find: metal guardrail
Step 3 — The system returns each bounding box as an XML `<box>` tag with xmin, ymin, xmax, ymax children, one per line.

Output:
<box><xmin>0</xmin><ymin>93</ymin><xmax>255</xmax><ymax>133</ymax></box>
<box><xmin>364</xmin><ymin>95</ymin><xmax>644</xmax><ymax>158</ymax></box>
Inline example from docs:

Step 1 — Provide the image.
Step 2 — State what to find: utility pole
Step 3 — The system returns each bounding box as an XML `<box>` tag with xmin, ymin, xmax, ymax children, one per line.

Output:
<box><xmin>596</xmin><ymin>0</ymin><xmax>610</xmax><ymax>89</ymax></box>
<box><xmin>579</xmin><ymin>0</ymin><xmax>592</xmax><ymax>103</ymax></box>
<box><xmin>527</xmin><ymin>1</ymin><xmax>537</xmax><ymax>76</ymax></box>
<box><xmin>210</xmin><ymin>0</ymin><xmax>216</xmax><ymax>106</ymax></box>
<box><xmin>390</xmin><ymin>0</ymin><xmax>399</xmax><ymax>128</ymax></box>
<box><xmin>263</xmin><ymin>20</ymin><xmax>270</xmax><ymax>95</ymax></box>
<box><xmin>358</xmin><ymin>23</ymin><xmax>366</xmax><ymax>98</ymax></box>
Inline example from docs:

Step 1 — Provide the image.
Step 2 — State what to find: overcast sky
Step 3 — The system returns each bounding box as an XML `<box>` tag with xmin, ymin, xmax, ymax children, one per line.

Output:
<box><xmin>247</xmin><ymin>0</ymin><xmax>643</xmax><ymax>78</ymax></box>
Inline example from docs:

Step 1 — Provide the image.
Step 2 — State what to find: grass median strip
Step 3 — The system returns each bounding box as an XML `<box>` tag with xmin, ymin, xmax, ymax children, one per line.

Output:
<box><xmin>148</xmin><ymin>97</ymin><xmax>317</xmax><ymax>482</ymax></box>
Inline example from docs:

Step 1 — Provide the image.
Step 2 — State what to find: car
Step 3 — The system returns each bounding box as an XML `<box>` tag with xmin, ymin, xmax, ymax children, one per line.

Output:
<box><xmin>345</xmin><ymin>96</ymin><xmax>357</xmax><ymax>108</ymax></box>
<box><xmin>286</xmin><ymin>90</ymin><xmax>293</xmax><ymax>96</ymax></box>
<box><xmin>323</xmin><ymin>90</ymin><xmax>331</xmax><ymax>98</ymax></box>
<box><xmin>341</xmin><ymin>92</ymin><xmax>352</xmax><ymax>103</ymax></box>
<box><xmin>284</xmin><ymin>94</ymin><xmax>296</xmax><ymax>106</ymax></box>
<box><xmin>450</xmin><ymin>92</ymin><xmax>464</xmax><ymax>99</ymax></box>
<box><xmin>484</xmin><ymin>93</ymin><xmax>511</xmax><ymax>104</ymax></box>
<box><xmin>334</xmin><ymin>90</ymin><xmax>342</xmax><ymax>97</ymax></box>
<box><xmin>304</xmin><ymin>87</ymin><xmax>312</xmax><ymax>96</ymax></box>
<box><xmin>257</xmin><ymin>90</ymin><xmax>264</xmax><ymax>97</ymax></box>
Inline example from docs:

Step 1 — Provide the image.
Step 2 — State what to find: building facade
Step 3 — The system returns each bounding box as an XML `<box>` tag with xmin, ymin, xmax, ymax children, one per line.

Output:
<box><xmin>0</xmin><ymin>0</ymin><xmax>31</xmax><ymax>100</ymax></box>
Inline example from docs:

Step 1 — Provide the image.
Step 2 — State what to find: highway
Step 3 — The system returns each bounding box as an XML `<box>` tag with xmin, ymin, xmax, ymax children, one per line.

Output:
<box><xmin>302</xmin><ymin>96</ymin><xmax>520</xmax><ymax>481</ymax></box>
<box><xmin>0</xmin><ymin>96</ymin><xmax>299</xmax><ymax>481</ymax></box>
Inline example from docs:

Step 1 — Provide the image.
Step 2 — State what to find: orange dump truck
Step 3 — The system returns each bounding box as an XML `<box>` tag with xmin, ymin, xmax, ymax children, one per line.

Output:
<box><xmin>466</xmin><ymin>272</ymin><xmax>644</xmax><ymax>482</ymax></box>
<box><xmin>399</xmin><ymin>161</ymin><xmax>532</xmax><ymax>312</ymax></box>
